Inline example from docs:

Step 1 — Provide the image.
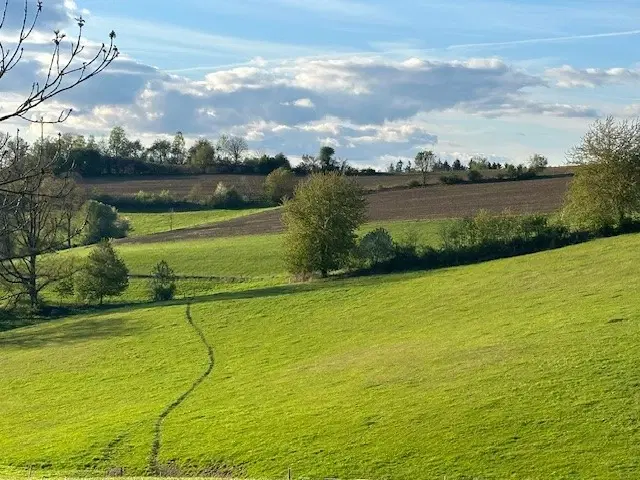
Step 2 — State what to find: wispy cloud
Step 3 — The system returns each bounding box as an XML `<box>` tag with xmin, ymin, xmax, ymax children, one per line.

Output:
<box><xmin>447</xmin><ymin>29</ymin><xmax>640</xmax><ymax>51</ymax></box>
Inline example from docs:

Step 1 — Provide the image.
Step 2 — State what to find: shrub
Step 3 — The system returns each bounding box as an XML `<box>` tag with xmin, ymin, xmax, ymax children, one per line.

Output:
<box><xmin>81</xmin><ymin>200</ymin><xmax>130</xmax><ymax>245</ymax></box>
<box><xmin>76</xmin><ymin>240</ymin><xmax>129</xmax><ymax>305</ymax></box>
<box><xmin>440</xmin><ymin>174</ymin><xmax>465</xmax><ymax>185</ymax></box>
<box><xmin>149</xmin><ymin>260</ymin><xmax>177</xmax><ymax>302</ymax></box>
<box><xmin>264</xmin><ymin>167</ymin><xmax>296</xmax><ymax>204</ymax></box>
<box><xmin>209</xmin><ymin>182</ymin><xmax>244</xmax><ymax>208</ymax></box>
<box><xmin>357</xmin><ymin>228</ymin><xmax>395</xmax><ymax>267</ymax></box>
<box><xmin>467</xmin><ymin>169</ymin><xmax>483</xmax><ymax>183</ymax></box>
<box><xmin>407</xmin><ymin>179</ymin><xmax>422</xmax><ymax>188</ymax></box>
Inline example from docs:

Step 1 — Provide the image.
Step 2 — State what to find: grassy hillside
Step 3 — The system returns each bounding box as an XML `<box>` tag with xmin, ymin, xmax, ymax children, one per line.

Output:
<box><xmin>2</xmin><ymin>233</ymin><xmax>639</xmax><ymax>478</ymax></box>
<box><xmin>124</xmin><ymin>208</ymin><xmax>269</xmax><ymax>237</ymax></box>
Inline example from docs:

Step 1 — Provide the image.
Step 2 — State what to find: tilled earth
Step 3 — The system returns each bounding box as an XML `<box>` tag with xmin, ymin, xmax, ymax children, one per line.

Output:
<box><xmin>121</xmin><ymin>176</ymin><xmax>571</xmax><ymax>244</ymax></box>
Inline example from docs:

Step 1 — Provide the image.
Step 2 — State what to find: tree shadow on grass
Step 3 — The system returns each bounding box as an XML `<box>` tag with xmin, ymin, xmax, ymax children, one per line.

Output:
<box><xmin>0</xmin><ymin>315</ymin><xmax>141</xmax><ymax>349</ymax></box>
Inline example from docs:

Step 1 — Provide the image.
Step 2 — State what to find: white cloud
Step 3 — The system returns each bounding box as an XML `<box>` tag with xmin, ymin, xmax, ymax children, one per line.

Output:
<box><xmin>546</xmin><ymin>65</ymin><xmax>640</xmax><ymax>88</ymax></box>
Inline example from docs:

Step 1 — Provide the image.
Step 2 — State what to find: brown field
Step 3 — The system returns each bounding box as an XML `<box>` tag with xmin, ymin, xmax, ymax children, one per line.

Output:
<box><xmin>122</xmin><ymin>176</ymin><xmax>572</xmax><ymax>244</ymax></box>
<box><xmin>81</xmin><ymin>167</ymin><xmax>575</xmax><ymax>199</ymax></box>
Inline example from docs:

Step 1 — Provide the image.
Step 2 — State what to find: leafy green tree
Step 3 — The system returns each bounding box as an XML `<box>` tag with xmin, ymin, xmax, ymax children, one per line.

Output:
<box><xmin>318</xmin><ymin>146</ymin><xmax>339</xmax><ymax>172</ymax></box>
<box><xmin>283</xmin><ymin>173</ymin><xmax>367</xmax><ymax>277</ymax></box>
<box><xmin>108</xmin><ymin>126</ymin><xmax>128</xmax><ymax>157</ymax></box>
<box><xmin>170</xmin><ymin>131</ymin><xmax>187</xmax><ymax>164</ymax></box>
<box><xmin>82</xmin><ymin>200</ymin><xmax>130</xmax><ymax>245</ymax></box>
<box><xmin>146</xmin><ymin>139</ymin><xmax>172</xmax><ymax>163</ymax></box>
<box><xmin>563</xmin><ymin>116</ymin><xmax>640</xmax><ymax>230</ymax></box>
<box><xmin>264</xmin><ymin>167</ymin><xmax>296</xmax><ymax>204</ymax></box>
<box><xmin>149</xmin><ymin>260</ymin><xmax>177</xmax><ymax>301</ymax></box>
<box><xmin>357</xmin><ymin>228</ymin><xmax>395</xmax><ymax>267</ymax></box>
<box><xmin>189</xmin><ymin>139</ymin><xmax>217</xmax><ymax>169</ymax></box>
<box><xmin>76</xmin><ymin>240</ymin><xmax>129</xmax><ymax>305</ymax></box>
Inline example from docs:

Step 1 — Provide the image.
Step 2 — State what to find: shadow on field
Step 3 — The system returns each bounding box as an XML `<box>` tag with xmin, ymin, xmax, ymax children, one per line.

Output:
<box><xmin>0</xmin><ymin>316</ymin><xmax>140</xmax><ymax>348</ymax></box>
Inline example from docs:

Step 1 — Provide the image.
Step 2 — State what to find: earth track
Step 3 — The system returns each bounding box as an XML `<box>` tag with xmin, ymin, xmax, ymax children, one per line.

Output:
<box><xmin>122</xmin><ymin>176</ymin><xmax>571</xmax><ymax>244</ymax></box>
<box><xmin>148</xmin><ymin>304</ymin><xmax>214</xmax><ymax>475</ymax></box>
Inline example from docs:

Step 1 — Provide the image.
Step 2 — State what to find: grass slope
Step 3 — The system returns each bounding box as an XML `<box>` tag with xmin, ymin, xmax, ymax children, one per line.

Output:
<box><xmin>111</xmin><ymin>219</ymin><xmax>448</xmax><ymax>280</ymax></box>
<box><xmin>124</xmin><ymin>208</ymin><xmax>268</xmax><ymax>237</ymax></box>
<box><xmin>1</xmin><ymin>234</ymin><xmax>639</xmax><ymax>478</ymax></box>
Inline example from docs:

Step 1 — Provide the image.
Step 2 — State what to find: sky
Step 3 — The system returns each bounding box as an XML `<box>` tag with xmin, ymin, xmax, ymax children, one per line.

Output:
<box><xmin>2</xmin><ymin>0</ymin><xmax>640</xmax><ymax>168</ymax></box>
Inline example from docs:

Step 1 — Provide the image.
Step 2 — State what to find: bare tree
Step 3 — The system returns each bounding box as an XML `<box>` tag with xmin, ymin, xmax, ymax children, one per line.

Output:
<box><xmin>414</xmin><ymin>150</ymin><xmax>436</xmax><ymax>186</ymax></box>
<box><xmin>0</xmin><ymin>0</ymin><xmax>119</xmax><ymax>124</ymax></box>
<box><xmin>0</xmin><ymin>0</ymin><xmax>118</xmax><ymax>309</ymax></box>
<box><xmin>218</xmin><ymin>134</ymin><xmax>248</xmax><ymax>163</ymax></box>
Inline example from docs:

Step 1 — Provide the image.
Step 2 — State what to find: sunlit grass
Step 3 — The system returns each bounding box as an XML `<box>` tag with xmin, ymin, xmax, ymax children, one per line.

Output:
<box><xmin>2</xmin><ymin>234</ymin><xmax>639</xmax><ymax>478</ymax></box>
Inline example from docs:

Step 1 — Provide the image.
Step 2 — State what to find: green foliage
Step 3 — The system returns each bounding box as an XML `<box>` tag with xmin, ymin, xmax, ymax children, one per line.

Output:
<box><xmin>467</xmin><ymin>169</ymin><xmax>484</xmax><ymax>183</ymax></box>
<box><xmin>414</xmin><ymin>150</ymin><xmax>436</xmax><ymax>185</ymax></box>
<box><xmin>264</xmin><ymin>167</ymin><xmax>296</xmax><ymax>204</ymax></box>
<box><xmin>440</xmin><ymin>209</ymin><xmax>550</xmax><ymax>250</ymax></box>
<box><xmin>439</xmin><ymin>174</ymin><xmax>465</xmax><ymax>185</ymax></box>
<box><xmin>356</xmin><ymin>228</ymin><xmax>395</xmax><ymax>267</ymax></box>
<box><xmin>149</xmin><ymin>260</ymin><xmax>177</xmax><ymax>302</ymax></box>
<box><xmin>563</xmin><ymin>116</ymin><xmax>640</xmax><ymax>231</ymax></box>
<box><xmin>283</xmin><ymin>173</ymin><xmax>367</xmax><ymax>277</ymax></box>
<box><xmin>76</xmin><ymin>240</ymin><xmax>129</xmax><ymax>305</ymax></box>
<box><xmin>82</xmin><ymin>200</ymin><xmax>130</xmax><ymax>245</ymax></box>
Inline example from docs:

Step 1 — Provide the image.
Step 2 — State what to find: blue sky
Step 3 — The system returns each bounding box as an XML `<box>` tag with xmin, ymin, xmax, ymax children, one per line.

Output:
<box><xmin>3</xmin><ymin>0</ymin><xmax>640</xmax><ymax>167</ymax></box>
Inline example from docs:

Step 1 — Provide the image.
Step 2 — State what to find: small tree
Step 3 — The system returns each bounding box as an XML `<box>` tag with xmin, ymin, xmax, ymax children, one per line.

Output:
<box><xmin>528</xmin><ymin>154</ymin><xmax>548</xmax><ymax>174</ymax></box>
<box><xmin>283</xmin><ymin>173</ymin><xmax>366</xmax><ymax>278</ymax></box>
<box><xmin>414</xmin><ymin>150</ymin><xmax>436</xmax><ymax>186</ymax></box>
<box><xmin>76</xmin><ymin>240</ymin><xmax>129</xmax><ymax>305</ymax></box>
<box><xmin>264</xmin><ymin>167</ymin><xmax>296</xmax><ymax>204</ymax></box>
<box><xmin>82</xmin><ymin>200</ymin><xmax>130</xmax><ymax>245</ymax></box>
<box><xmin>149</xmin><ymin>260</ymin><xmax>177</xmax><ymax>302</ymax></box>
<box><xmin>563</xmin><ymin>116</ymin><xmax>640</xmax><ymax>230</ymax></box>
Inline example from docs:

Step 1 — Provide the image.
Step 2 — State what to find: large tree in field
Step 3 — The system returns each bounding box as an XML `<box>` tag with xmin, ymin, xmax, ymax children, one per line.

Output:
<box><xmin>563</xmin><ymin>116</ymin><xmax>640</xmax><ymax>230</ymax></box>
<box><xmin>283</xmin><ymin>173</ymin><xmax>366</xmax><ymax>278</ymax></box>
<box><xmin>414</xmin><ymin>150</ymin><xmax>436</xmax><ymax>186</ymax></box>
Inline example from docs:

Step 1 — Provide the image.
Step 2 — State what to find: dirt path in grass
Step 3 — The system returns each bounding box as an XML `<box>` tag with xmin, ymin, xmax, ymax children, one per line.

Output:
<box><xmin>148</xmin><ymin>304</ymin><xmax>214</xmax><ymax>475</ymax></box>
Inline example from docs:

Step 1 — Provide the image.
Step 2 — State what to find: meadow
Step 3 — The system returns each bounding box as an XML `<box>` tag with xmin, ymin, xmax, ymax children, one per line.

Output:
<box><xmin>124</xmin><ymin>208</ymin><xmax>269</xmax><ymax>237</ymax></box>
<box><xmin>2</xmin><ymin>232</ymin><xmax>639</xmax><ymax>478</ymax></box>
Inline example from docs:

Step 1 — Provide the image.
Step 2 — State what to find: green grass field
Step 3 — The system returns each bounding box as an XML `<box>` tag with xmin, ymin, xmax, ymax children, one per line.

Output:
<box><xmin>109</xmin><ymin>219</ymin><xmax>449</xmax><ymax>280</ymax></box>
<box><xmin>124</xmin><ymin>208</ymin><xmax>269</xmax><ymax>237</ymax></box>
<box><xmin>2</xmin><ymin>233</ymin><xmax>639</xmax><ymax>478</ymax></box>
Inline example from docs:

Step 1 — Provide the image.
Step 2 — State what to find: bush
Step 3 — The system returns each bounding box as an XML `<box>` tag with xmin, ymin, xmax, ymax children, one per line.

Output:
<box><xmin>264</xmin><ymin>167</ymin><xmax>296</xmax><ymax>204</ymax></box>
<box><xmin>81</xmin><ymin>200</ymin><xmax>130</xmax><ymax>245</ymax></box>
<box><xmin>149</xmin><ymin>260</ymin><xmax>177</xmax><ymax>302</ymax></box>
<box><xmin>76</xmin><ymin>240</ymin><xmax>129</xmax><ymax>305</ymax></box>
<box><xmin>407</xmin><ymin>179</ymin><xmax>422</xmax><ymax>188</ymax></box>
<box><xmin>440</xmin><ymin>174</ymin><xmax>465</xmax><ymax>185</ymax></box>
<box><xmin>357</xmin><ymin>228</ymin><xmax>395</xmax><ymax>267</ymax></box>
<box><xmin>467</xmin><ymin>169</ymin><xmax>483</xmax><ymax>183</ymax></box>
<box><xmin>209</xmin><ymin>182</ymin><xmax>245</xmax><ymax>208</ymax></box>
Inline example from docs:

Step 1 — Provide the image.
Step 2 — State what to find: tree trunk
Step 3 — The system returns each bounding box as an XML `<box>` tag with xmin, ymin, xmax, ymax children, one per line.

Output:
<box><xmin>320</xmin><ymin>269</ymin><xmax>328</xmax><ymax>278</ymax></box>
<box><xmin>28</xmin><ymin>254</ymin><xmax>38</xmax><ymax>310</ymax></box>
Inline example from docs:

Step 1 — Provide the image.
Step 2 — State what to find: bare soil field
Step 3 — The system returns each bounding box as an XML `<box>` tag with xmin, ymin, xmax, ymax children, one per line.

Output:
<box><xmin>81</xmin><ymin>167</ymin><xmax>575</xmax><ymax>199</ymax></box>
<box><xmin>122</xmin><ymin>176</ymin><xmax>571</xmax><ymax>244</ymax></box>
